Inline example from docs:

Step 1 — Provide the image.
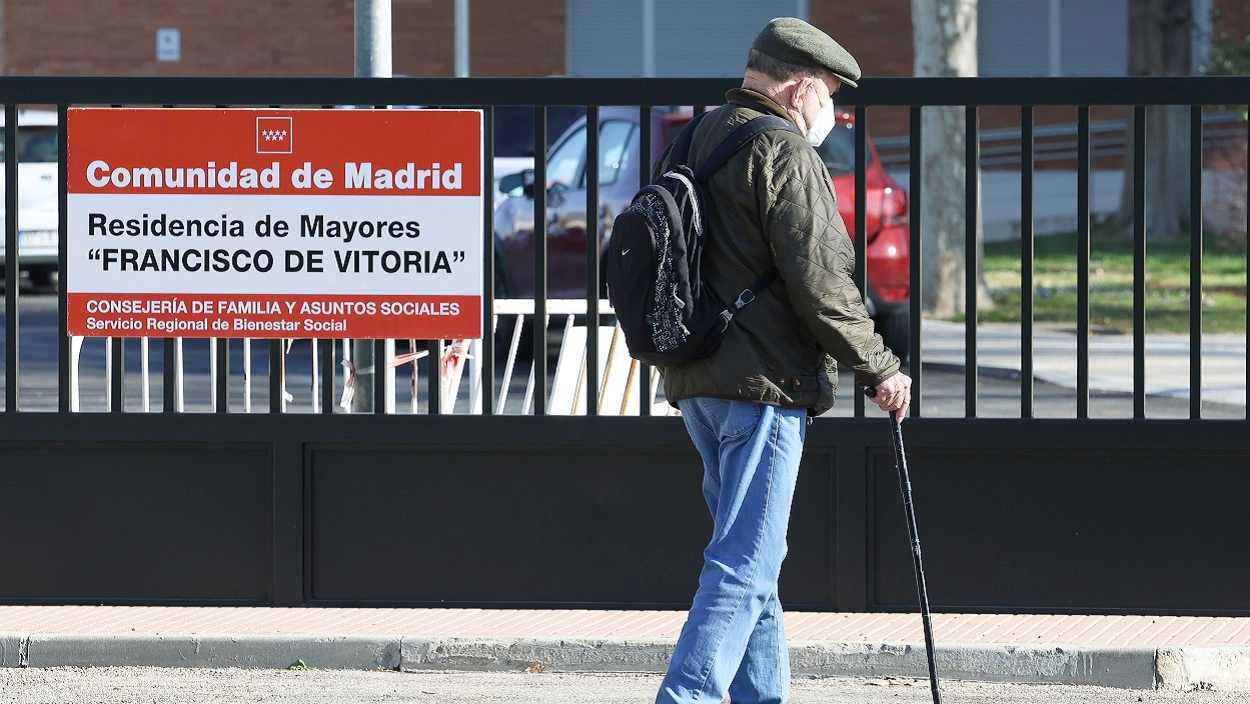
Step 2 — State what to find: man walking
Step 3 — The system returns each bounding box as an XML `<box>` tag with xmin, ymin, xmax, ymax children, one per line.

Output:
<box><xmin>655</xmin><ymin>17</ymin><xmax>912</xmax><ymax>704</ymax></box>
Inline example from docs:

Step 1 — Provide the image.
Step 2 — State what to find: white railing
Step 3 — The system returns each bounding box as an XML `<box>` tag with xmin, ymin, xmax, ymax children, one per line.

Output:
<box><xmin>69</xmin><ymin>299</ymin><xmax>674</xmax><ymax>416</ymax></box>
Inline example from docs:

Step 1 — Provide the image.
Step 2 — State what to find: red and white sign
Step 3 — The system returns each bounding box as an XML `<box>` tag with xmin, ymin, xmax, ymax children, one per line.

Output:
<box><xmin>67</xmin><ymin>107</ymin><xmax>483</xmax><ymax>339</ymax></box>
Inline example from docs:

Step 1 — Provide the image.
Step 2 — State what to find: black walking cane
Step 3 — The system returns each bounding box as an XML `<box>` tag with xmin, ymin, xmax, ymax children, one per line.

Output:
<box><xmin>865</xmin><ymin>386</ymin><xmax>942</xmax><ymax>704</ymax></box>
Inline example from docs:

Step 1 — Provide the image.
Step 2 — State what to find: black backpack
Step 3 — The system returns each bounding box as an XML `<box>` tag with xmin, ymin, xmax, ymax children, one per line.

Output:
<box><xmin>606</xmin><ymin>111</ymin><xmax>801</xmax><ymax>366</ymax></box>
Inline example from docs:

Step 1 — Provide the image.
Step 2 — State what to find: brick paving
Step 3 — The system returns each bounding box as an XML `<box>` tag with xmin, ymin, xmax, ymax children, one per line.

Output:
<box><xmin>1</xmin><ymin>606</ymin><xmax>1248</xmax><ymax>647</ymax></box>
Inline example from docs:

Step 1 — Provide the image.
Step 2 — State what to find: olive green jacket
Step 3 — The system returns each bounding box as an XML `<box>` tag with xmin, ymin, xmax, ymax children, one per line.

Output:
<box><xmin>657</xmin><ymin>88</ymin><xmax>899</xmax><ymax>415</ymax></box>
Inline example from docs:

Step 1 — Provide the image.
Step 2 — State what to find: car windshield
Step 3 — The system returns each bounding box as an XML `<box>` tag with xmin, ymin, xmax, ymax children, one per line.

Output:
<box><xmin>493</xmin><ymin>107</ymin><xmax>585</xmax><ymax>158</ymax></box>
<box><xmin>0</xmin><ymin>126</ymin><xmax>59</xmax><ymax>163</ymax></box>
<box><xmin>817</xmin><ymin>123</ymin><xmax>868</xmax><ymax>176</ymax></box>
<box><xmin>0</xmin><ymin>127</ymin><xmax>59</xmax><ymax>163</ymax></box>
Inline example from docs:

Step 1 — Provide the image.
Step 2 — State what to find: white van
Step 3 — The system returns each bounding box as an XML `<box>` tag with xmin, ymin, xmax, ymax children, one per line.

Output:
<box><xmin>0</xmin><ymin>109</ymin><xmax>59</xmax><ymax>287</ymax></box>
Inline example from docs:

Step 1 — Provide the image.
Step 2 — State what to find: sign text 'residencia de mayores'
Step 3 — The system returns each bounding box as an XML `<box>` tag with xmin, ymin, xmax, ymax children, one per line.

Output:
<box><xmin>84</xmin><ymin>160</ymin><xmax>465</xmax><ymax>191</ymax></box>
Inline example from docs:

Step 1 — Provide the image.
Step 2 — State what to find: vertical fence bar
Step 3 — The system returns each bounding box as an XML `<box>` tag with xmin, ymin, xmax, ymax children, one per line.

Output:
<box><xmin>481</xmin><ymin>105</ymin><xmax>495</xmax><ymax>416</ymax></box>
<box><xmin>242</xmin><ymin>339</ymin><xmax>251</xmax><ymax>413</ymax></box>
<box><xmin>1189</xmin><ymin>103</ymin><xmax>1202</xmax><ymax>419</ymax></box>
<box><xmin>1246</xmin><ymin>110</ymin><xmax>1249</xmax><ymax>422</ymax></box>
<box><xmin>110</xmin><ymin>337</ymin><xmax>124</xmax><ymax>413</ymax></box>
<box><xmin>57</xmin><ymin>104</ymin><xmax>69</xmax><ymax>413</ymax></box>
<box><xmin>320</xmin><ymin>336</ymin><xmax>334</xmax><ymax>414</ymax></box>
<box><xmin>964</xmin><ymin>103</ymin><xmax>978</xmax><ymax>418</ymax></box>
<box><xmin>853</xmin><ymin>106</ymin><xmax>867</xmax><ymax>418</ymax></box>
<box><xmin>638</xmin><ymin>104</ymin><xmax>653</xmax><ymax>416</ymax></box>
<box><xmin>1021</xmin><ymin>106</ymin><xmax>1034</xmax><ymax>419</ymax></box>
<box><xmin>585</xmin><ymin>105</ymin><xmax>600</xmax><ymax>416</ymax></box>
<box><xmin>1133</xmin><ymin>105</ymin><xmax>1146</xmax><ymax>419</ymax></box>
<box><xmin>215</xmin><ymin>338</ymin><xmax>228</xmax><ymax>413</ymax></box>
<box><xmin>310</xmin><ymin>340</ymin><xmax>319</xmax><ymax>413</ymax></box>
<box><xmin>908</xmin><ymin>106</ymin><xmax>921</xmax><ymax>418</ymax></box>
<box><xmin>1076</xmin><ymin>106</ymin><xmax>1091</xmax><ymax>419</ymax></box>
<box><xmin>373</xmin><ymin>338</ymin><xmax>386</xmax><ymax>413</ymax></box>
<box><xmin>428</xmin><ymin>340</ymin><xmax>442</xmax><ymax>414</ymax></box>
<box><xmin>163</xmin><ymin>340</ymin><xmax>176</xmax><ymax>412</ymax></box>
<box><xmin>533</xmin><ymin>105</ymin><xmax>547</xmax><ymax>416</ymax></box>
<box><xmin>4</xmin><ymin>104</ymin><xmax>16</xmax><ymax>413</ymax></box>
<box><xmin>269</xmin><ymin>340</ymin><xmax>283</xmax><ymax>414</ymax></box>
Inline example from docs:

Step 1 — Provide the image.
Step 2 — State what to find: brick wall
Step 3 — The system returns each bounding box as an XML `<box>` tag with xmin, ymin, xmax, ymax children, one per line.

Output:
<box><xmin>0</xmin><ymin>0</ymin><xmax>563</xmax><ymax>77</ymax></box>
<box><xmin>1214</xmin><ymin>0</ymin><xmax>1250</xmax><ymax>47</ymax></box>
<box><xmin>470</xmin><ymin>0</ymin><xmax>564</xmax><ymax>76</ymax></box>
<box><xmin>810</xmin><ymin>0</ymin><xmax>913</xmax><ymax>77</ymax></box>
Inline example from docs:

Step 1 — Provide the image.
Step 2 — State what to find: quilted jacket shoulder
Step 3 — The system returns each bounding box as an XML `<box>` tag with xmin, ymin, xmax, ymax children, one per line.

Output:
<box><xmin>657</xmin><ymin>88</ymin><xmax>899</xmax><ymax>415</ymax></box>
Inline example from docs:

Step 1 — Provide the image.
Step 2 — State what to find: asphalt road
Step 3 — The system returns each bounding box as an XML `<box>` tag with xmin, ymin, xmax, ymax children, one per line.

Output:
<box><xmin>2</xmin><ymin>669</ymin><xmax>1249</xmax><ymax>704</ymax></box>
<box><xmin>2</xmin><ymin>287</ymin><xmax>1245</xmax><ymax>417</ymax></box>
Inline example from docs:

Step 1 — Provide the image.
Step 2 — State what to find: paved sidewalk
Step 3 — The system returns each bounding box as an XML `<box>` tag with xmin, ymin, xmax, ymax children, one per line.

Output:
<box><xmin>923</xmin><ymin>319</ymin><xmax>1248</xmax><ymax>407</ymax></box>
<box><xmin>2</xmin><ymin>606</ymin><xmax>1249</xmax><ymax>691</ymax></box>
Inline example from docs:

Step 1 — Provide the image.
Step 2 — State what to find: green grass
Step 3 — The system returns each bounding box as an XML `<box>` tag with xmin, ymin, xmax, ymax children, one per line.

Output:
<box><xmin>970</xmin><ymin>224</ymin><xmax>1247</xmax><ymax>334</ymax></box>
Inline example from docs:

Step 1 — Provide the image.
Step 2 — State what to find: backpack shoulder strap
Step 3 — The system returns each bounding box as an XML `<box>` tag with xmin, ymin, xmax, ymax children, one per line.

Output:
<box><xmin>695</xmin><ymin>114</ymin><xmax>801</xmax><ymax>182</ymax></box>
<box><xmin>670</xmin><ymin>110</ymin><xmax>712</xmax><ymax>168</ymax></box>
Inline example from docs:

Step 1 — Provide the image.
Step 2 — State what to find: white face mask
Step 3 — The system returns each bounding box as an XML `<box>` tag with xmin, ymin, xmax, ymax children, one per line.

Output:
<box><xmin>805</xmin><ymin>89</ymin><xmax>836</xmax><ymax>147</ymax></box>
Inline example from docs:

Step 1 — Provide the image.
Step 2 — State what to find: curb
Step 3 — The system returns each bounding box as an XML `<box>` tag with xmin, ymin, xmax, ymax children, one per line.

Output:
<box><xmin>1</xmin><ymin>633</ymin><xmax>1248</xmax><ymax>691</ymax></box>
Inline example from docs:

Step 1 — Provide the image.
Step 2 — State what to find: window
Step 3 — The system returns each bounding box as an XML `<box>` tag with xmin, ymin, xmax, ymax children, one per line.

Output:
<box><xmin>595</xmin><ymin>120</ymin><xmax>636</xmax><ymax>186</ymax></box>
<box><xmin>546</xmin><ymin>126</ymin><xmax>587</xmax><ymax>190</ymax></box>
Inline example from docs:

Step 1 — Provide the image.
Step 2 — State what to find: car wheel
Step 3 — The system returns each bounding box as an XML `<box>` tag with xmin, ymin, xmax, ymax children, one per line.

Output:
<box><xmin>879</xmin><ymin>307</ymin><xmax>911</xmax><ymax>368</ymax></box>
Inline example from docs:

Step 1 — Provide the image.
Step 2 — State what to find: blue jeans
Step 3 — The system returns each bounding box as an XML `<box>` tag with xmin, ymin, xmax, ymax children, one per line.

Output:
<box><xmin>657</xmin><ymin>397</ymin><xmax>807</xmax><ymax>704</ymax></box>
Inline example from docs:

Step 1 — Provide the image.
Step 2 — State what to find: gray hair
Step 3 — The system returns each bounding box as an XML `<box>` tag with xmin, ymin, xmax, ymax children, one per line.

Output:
<box><xmin>745</xmin><ymin>48</ymin><xmax>818</xmax><ymax>82</ymax></box>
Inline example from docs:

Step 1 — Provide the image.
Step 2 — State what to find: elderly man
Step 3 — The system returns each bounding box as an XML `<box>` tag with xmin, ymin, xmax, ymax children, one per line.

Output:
<box><xmin>654</xmin><ymin>17</ymin><xmax>911</xmax><ymax>704</ymax></box>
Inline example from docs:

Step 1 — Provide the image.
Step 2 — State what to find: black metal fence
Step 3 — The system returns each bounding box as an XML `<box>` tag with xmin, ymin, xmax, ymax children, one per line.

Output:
<box><xmin>0</xmin><ymin>77</ymin><xmax>1247</xmax><ymax>613</ymax></box>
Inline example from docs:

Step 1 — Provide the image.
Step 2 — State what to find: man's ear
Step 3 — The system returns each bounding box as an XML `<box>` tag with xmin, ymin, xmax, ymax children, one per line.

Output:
<box><xmin>790</xmin><ymin>76</ymin><xmax>812</xmax><ymax>109</ymax></box>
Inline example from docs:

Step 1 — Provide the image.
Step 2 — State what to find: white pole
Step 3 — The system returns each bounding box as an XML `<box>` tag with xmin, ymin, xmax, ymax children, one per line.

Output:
<box><xmin>455</xmin><ymin>0</ymin><xmax>470</xmax><ymax>77</ymax></box>
<box><xmin>69</xmin><ymin>336</ymin><xmax>83</xmax><ymax>413</ymax></box>
<box><xmin>1048</xmin><ymin>0</ymin><xmax>1061</xmax><ymax>77</ymax></box>
<box><xmin>243</xmin><ymin>338</ymin><xmax>252</xmax><ymax>413</ymax></box>
<box><xmin>105</xmin><ymin>338</ymin><xmax>113</xmax><ymax>410</ymax></box>
<box><xmin>1192</xmin><ymin>0</ymin><xmax>1213</xmax><ymax>72</ymax></box>
<box><xmin>174</xmin><ymin>338</ymin><xmax>184</xmax><ymax>412</ymax></box>
<box><xmin>141</xmin><ymin>337</ymin><xmax>150</xmax><ymax>412</ymax></box>
<box><xmin>641</xmin><ymin>0</ymin><xmax>655</xmax><ymax>77</ymax></box>
<box><xmin>355</xmin><ymin>0</ymin><xmax>392</xmax><ymax>78</ymax></box>
<box><xmin>209</xmin><ymin>337</ymin><xmax>217</xmax><ymax>411</ymax></box>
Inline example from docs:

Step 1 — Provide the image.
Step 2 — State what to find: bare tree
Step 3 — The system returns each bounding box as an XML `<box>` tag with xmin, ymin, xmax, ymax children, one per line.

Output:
<box><xmin>1119</xmin><ymin>0</ymin><xmax>1192</xmax><ymax>239</ymax></box>
<box><xmin>911</xmin><ymin>0</ymin><xmax>986</xmax><ymax>317</ymax></box>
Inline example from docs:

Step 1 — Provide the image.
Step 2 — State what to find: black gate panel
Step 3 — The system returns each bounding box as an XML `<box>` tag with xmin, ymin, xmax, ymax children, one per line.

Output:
<box><xmin>0</xmin><ymin>442</ymin><xmax>272</xmax><ymax>603</ymax></box>
<box><xmin>0</xmin><ymin>417</ymin><xmax>1247</xmax><ymax>612</ymax></box>
<box><xmin>306</xmin><ymin>445</ymin><xmax>836</xmax><ymax>608</ymax></box>
<box><xmin>870</xmin><ymin>448</ymin><xmax>1250</xmax><ymax>614</ymax></box>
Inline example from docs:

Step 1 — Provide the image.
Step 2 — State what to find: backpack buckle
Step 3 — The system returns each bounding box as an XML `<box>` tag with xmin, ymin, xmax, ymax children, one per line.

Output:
<box><xmin>734</xmin><ymin>289</ymin><xmax>756</xmax><ymax>309</ymax></box>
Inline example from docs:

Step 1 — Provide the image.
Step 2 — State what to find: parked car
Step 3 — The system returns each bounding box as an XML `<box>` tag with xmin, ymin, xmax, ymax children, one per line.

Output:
<box><xmin>0</xmin><ymin>109</ymin><xmax>59</xmax><ymax>288</ymax></box>
<box><xmin>491</xmin><ymin>106</ymin><xmax>584</xmax><ymax>210</ymax></box>
<box><xmin>492</xmin><ymin>107</ymin><xmax>912</xmax><ymax>361</ymax></box>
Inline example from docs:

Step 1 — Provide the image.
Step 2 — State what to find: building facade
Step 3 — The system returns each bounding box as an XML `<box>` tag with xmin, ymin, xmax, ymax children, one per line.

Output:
<box><xmin>2</xmin><ymin>1</ymin><xmax>1244</xmax><ymax>79</ymax></box>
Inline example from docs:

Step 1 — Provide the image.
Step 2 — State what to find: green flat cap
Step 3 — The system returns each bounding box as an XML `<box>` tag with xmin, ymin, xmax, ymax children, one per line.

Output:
<box><xmin>752</xmin><ymin>17</ymin><xmax>861</xmax><ymax>87</ymax></box>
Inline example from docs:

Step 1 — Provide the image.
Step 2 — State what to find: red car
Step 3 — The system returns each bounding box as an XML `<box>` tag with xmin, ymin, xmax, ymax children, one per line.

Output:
<box><xmin>494</xmin><ymin>107</ymin><xmax>911</xmax><ymax>360</ymax></box>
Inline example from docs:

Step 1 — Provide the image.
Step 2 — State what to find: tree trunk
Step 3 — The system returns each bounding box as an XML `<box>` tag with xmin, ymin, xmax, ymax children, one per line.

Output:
<box><xmin>1119</xmin><ymin>0</ymin><xmax>1192</xmax><ymax>239</ymax></box>
<box><xmin>911</xmin><ymin>0</ymin><xmax>986</xmax><ymax>317</ymax></box>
